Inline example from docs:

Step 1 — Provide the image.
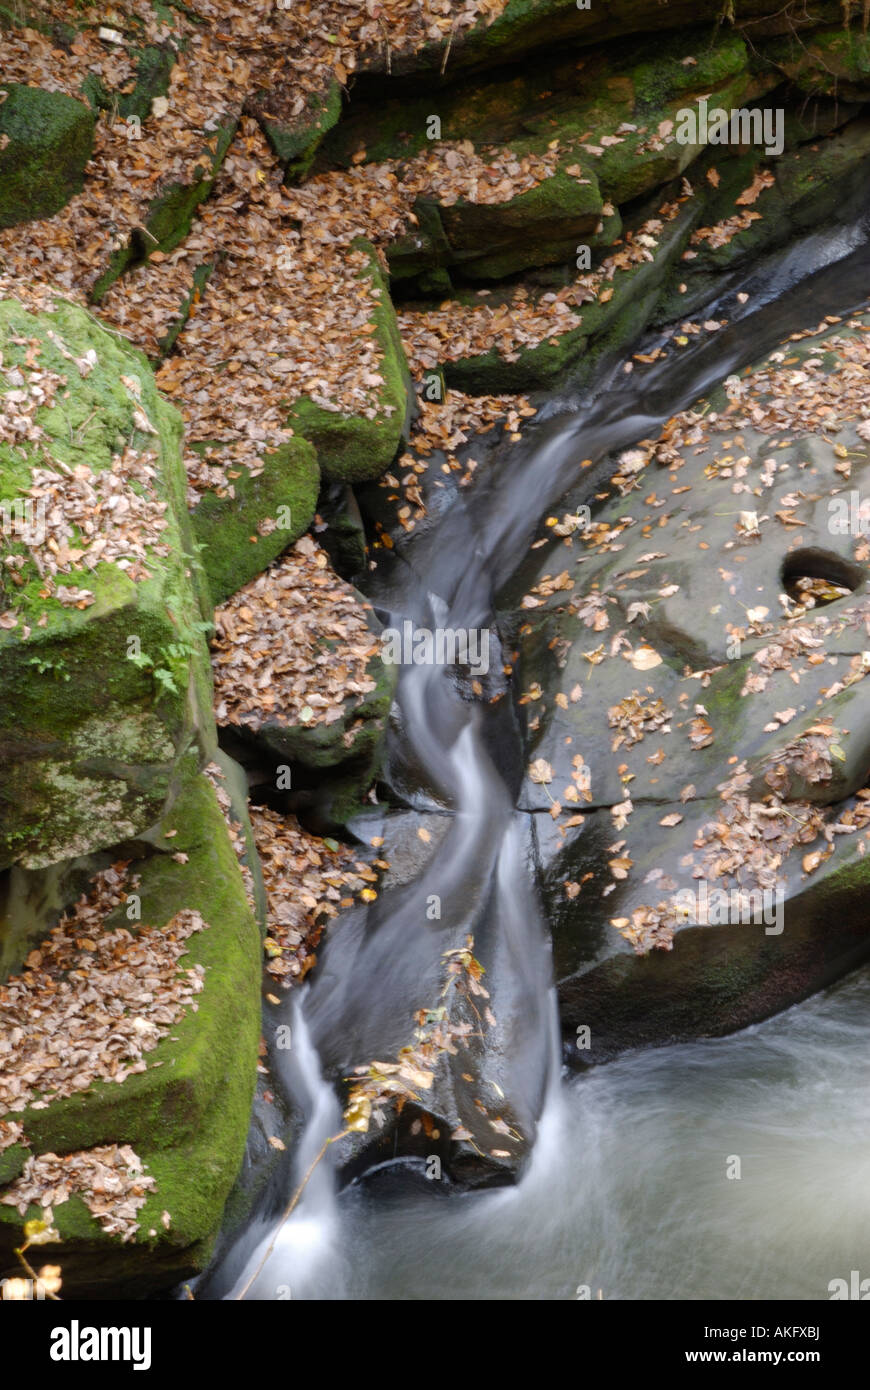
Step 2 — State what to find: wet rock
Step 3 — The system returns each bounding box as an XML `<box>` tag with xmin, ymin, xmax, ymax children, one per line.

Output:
<box><xmin>510</xmin><ymin>309</ymin><xmax>870</xmax><ymax>1059</ymax></box>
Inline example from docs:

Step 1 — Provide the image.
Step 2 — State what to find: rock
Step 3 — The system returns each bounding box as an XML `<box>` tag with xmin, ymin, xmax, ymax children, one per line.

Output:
<box><xmin>0</xmin><ymin>765</ymin><xmax>261</xmax><ymax>1296</ymax></box>
<box><xmin>0</xmin><ymin>85</ymin><xmax>95</xmax><ymax>229</ymax></box>
<box><xmin>288</xmin><ymin>240</ymin><xmax>413</xmax><ymax>483</ymax></box>
<box><xmin>211</xmin><ymin>541</ymin><xmax>397</xmax><ymax>828</ymax></box>
<box><xmin>314</xmin><ymin>481</ymin><xmax>369</xmax><ymax>581</ymax></box>
<box><xmin>90</xmin><ymin>114</ymin><xmax>238</xmax><ymax>302</ymax></box>
<box><xmin>187</xmin><ymin>436</ymin><xmax>320</xmax><ymax>605</ymax></box>
<box><xmin>353</xmin><ymin>0</ymin><xmax>802</xmax><ymax>81</ymax></box>
<box><xmin>0</xmin><ymin>289</ymin><xmax>213</xmax><ymax>871</ymax></box>
<box><xmin>249</xmin><ymin>77</ymin><xmax>343</xmax><ymax>179</ymax></box>
<box><xmin>443</xmin><ymin>198</ymin><xmax>699</xmax><ymax>395</ymax></box>
<box><xmin>509</xmin><ymin>308</ymin><xmax>870</xmax><ymax>1060</ymax></box>
<box><xmin>764</xmin><ymin>26</ymin><xmax>870</xmax><ymax>103</ymax></box>
<box><xmin>81</xmin><ymin>41</ymin><xmax>176</xmax><ymax>124</ymax></box>
<box><xmin>656</xmin><ymin>116</ymin><xmax>870</xmax><ymax>322</ymax></box>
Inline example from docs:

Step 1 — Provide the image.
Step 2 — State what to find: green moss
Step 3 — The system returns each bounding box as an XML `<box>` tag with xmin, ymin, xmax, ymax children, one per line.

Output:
<box><xmin>288</xmin><ymin>241</ymin><xmax>412</xmax><ymax>483</ymax></box>
<box><xmin>0</xmin><ymin>294</ymin><xmax>214</xmax><ymax>868</ymax></box>
<box><xmin>631</xmin><ymin>31</ymin><xmax>748</xmax><ymax>111</ymax></box>
<box><xmin>0</xmin><ymin>84</ymin><xmax>95</xmax><ymax>228</ymax></box>
<box><xmin>763</xmin><ymin>26</ymin><xmax>870</xmax><ymax>100</ymax></box>
<box><xmin>255</xmin><ymin>78</ymin><xmax>343</xmax><ymax>179</ymax></box>
<box><xmin>189</xmin><ymin>436</ymin><xmax>320</xmax><ymax>605</ymax></box>
<box><xmin>5</xmin><ymin>771</ymin><xmax>259</xmax><ymax>1160</ymax></box>
<box><xmin>117</xmin><ymin>42</ymin><xmax>177</xmax><ymax>121</ymax></box>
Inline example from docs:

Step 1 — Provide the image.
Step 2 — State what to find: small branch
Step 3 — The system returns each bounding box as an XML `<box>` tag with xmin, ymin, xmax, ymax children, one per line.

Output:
<box><xmin>14</xmin><ymin>1244</ymin><xmax>60</xmax><ymax>1301</ymax></box>
<box><xmin>235</xmin><ymin>1130</ymin><xmax>349</xmax><ymax>1301</ymax></box>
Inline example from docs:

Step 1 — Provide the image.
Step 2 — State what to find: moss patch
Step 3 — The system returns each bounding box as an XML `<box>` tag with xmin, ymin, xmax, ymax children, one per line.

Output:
<box><xmin>189</xmin><ymin>436</ymin><xmax>320</xmax><ymax>605</ymax></box>
<box><xmin>0</xmin><ymin>84</ymin><xmax>95</xmax><ymax>229</ymax></box>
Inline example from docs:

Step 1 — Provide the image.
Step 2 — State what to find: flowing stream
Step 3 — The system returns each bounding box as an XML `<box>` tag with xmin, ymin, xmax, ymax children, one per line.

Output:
<box><xmin>202</xmin><ymin>216</ymin><xmax>870</xmax><ymax>1301</ymax></box>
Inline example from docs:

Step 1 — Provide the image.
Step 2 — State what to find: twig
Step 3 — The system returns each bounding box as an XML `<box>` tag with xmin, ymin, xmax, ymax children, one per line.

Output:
<box><xmin>14</xmin><ymin>1244</ymin><xmax>60</xmax><ymax>1301</ymax></box>
<box><xmin>235</xmin><ymin>1129</ymin><xmax>349</xmax><ymax>1300</ymax></box>
<box><xmin>440</xmin><ymin>23</ymin><xmax>456</xmax><ymax>76</ymax></box>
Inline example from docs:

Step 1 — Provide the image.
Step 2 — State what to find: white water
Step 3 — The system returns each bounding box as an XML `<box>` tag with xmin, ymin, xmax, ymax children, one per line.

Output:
<box><xmin>204</xmin><ymin>221</ymin><xmax>870</xmax><ymax>1304</ymax></box>
<box><xmin>254</xmin><ymin>965</ymin><xmax>870</xmax><ymax>1301</ymax></box>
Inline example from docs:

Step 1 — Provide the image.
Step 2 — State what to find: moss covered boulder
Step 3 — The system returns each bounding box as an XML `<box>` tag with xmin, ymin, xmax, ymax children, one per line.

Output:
<box><xmin>0</xmin><ymin>765</ymin><xmax>261</xmax><ymax>1295</ymax></box>
<box><xmin>0</xmin><ymin>289</ymin><xmax>213</xmax><ymax>871</ymax></box>
<box><xmin>187</xmin><ymin>436</ymin><xmax>320</xmax><ymax>605</ymax></box>
<box><xmin>0</xmin><ymin>84</ymin><xmax>95</xmax><ymax>229</ymax></box>
<box><xmin>288</xmin><ymin>240</ymin><xmax>412</xmax><ymax>483</ymax></box>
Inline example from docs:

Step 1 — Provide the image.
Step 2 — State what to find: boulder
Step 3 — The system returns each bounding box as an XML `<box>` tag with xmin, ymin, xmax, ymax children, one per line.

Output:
<box><xmin>0</xmin><ymin>289</ymin><xmax>213</xmax><ymax>871</ymax></box>
<box><xmin>508</xmin><ymin>308</ymin><xmax>870</xmax><ymax>1060</ymax></box>
<box><xmin>0</xmin><ymin>764</ymin><xmax>261</xmax><ymax>1296</ymax></box>
<box><xmin>287</xmin><ymin>240</ymin><xmax>413</xmax><ymax>483</ymax></box>
<box><xmin>0</xmin><ymin>85</ymin><xmax>95</xmax><ymax>229</ymax></box>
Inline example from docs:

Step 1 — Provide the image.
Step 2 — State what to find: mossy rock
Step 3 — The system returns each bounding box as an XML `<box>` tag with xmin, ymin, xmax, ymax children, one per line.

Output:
<box><xmin>352</xmin><ymin>0</ymin><xmax>802</xmax><ymax>81</ymax></box>
<box><xmin>0</xmin><ymin>84</ymin><xmax>95</xmax><ymax>229</ymax></box>
<box><xmin>251</xmin><ymin>77</ymin><xmax>343</xmax><ymax>180</ymax></box>
<box><xmin>433</xmin><ymin>167</ymin><xmax>604</xmax><ymax>281</ymax></box>
<box><xmin>655</xmin><ymin>116</ymin><xmax>870</xmax><ymax>320</ymax></box>
<box><xmin>227</xmin><ymin>636</ymin><xmax>397</xmax><ymax>829</ymax></box>
<box><xmin>90</xmin><ymin>114</ymin><xmax>237</xmax><ymax>302</ymax></box>
<box><xmin>445</xmin><ymin>198</ymin><xmax>699</xmax><ymax>394</ymax></box>
<box><xmin>763</xmin><ymin>25</ymin><xmax>870</xmax><ymax>102</ymax></box>
<box><xmin>81</xmin><ymin>41</ymin><xmax>176</xmax><ymax>123</ymax></box>
<box><xmin>0</xmin><ymin>769</ymin><xmax>261</xmax><ymax>1296</ymax></box>
<box><xmin>0</xmin><ymin>294</ymin><xmax>214</xmax><ymax>870</ymax></box>
<box><xmin>288</xmin><ymin>240</ymin><xmax>412</xmax><ymax>483</ymax></box>
<box><xmin>0</xmin><ymin>849</ymin><xmax>115</xmax><ymax>982</ymax></box>
<box><xmin>188</xmin><ymin>436</ymin><xmax>320</xmax><ymax>605</ymax></box>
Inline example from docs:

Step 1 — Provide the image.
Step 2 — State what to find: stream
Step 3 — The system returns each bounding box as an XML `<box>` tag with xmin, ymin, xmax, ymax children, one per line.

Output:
<box><xmin>200</xmin><ymin>213</ymin><xmax>870</xmax><ymax>1301</ymax></box>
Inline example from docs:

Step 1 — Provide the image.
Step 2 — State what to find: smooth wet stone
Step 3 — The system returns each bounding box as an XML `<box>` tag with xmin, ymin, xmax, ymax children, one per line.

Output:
<box><xmin>509</xmin><ymin>309</ymin><xmax>870</xmax><ymax>1059</ymax></box>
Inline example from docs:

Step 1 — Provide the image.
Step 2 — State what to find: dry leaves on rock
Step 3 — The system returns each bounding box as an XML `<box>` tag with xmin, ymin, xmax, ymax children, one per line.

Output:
<box><xmin>250</xmin><ymin>803</ymin><xmax>380</xmax><ymax>986</ymax></box>
<box><xmin>1</xmin><ymin>1145</ymin><xmax>156</xmax><ymax>1242</ymax></box>
<box><xmin>212</xmin><ymin>536</ymin><xmax>378</xmax><ymax>731</ymax></box>
<box><xmin>0</xmin><ymin>863</ymin><xmax>208</xmax><ymax>1114</ymax></box>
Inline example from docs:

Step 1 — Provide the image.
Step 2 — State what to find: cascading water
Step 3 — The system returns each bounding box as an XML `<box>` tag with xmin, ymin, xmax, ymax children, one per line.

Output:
<box><xmin>200</xmin><ymin>214</ymin><xmax>870</xmax><ymax>1301</ymax></box>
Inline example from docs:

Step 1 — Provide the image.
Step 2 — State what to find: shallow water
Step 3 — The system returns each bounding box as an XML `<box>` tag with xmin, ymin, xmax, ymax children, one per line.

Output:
<box><xmin>274</xmin><ymin>965</ymin><xmax>870</xmax><ymax>1301</ymax></box>
<box><xmin>202</xmin><ymin>214</ymin><xmax>870</xmax><ymax>1304</ymax></box>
